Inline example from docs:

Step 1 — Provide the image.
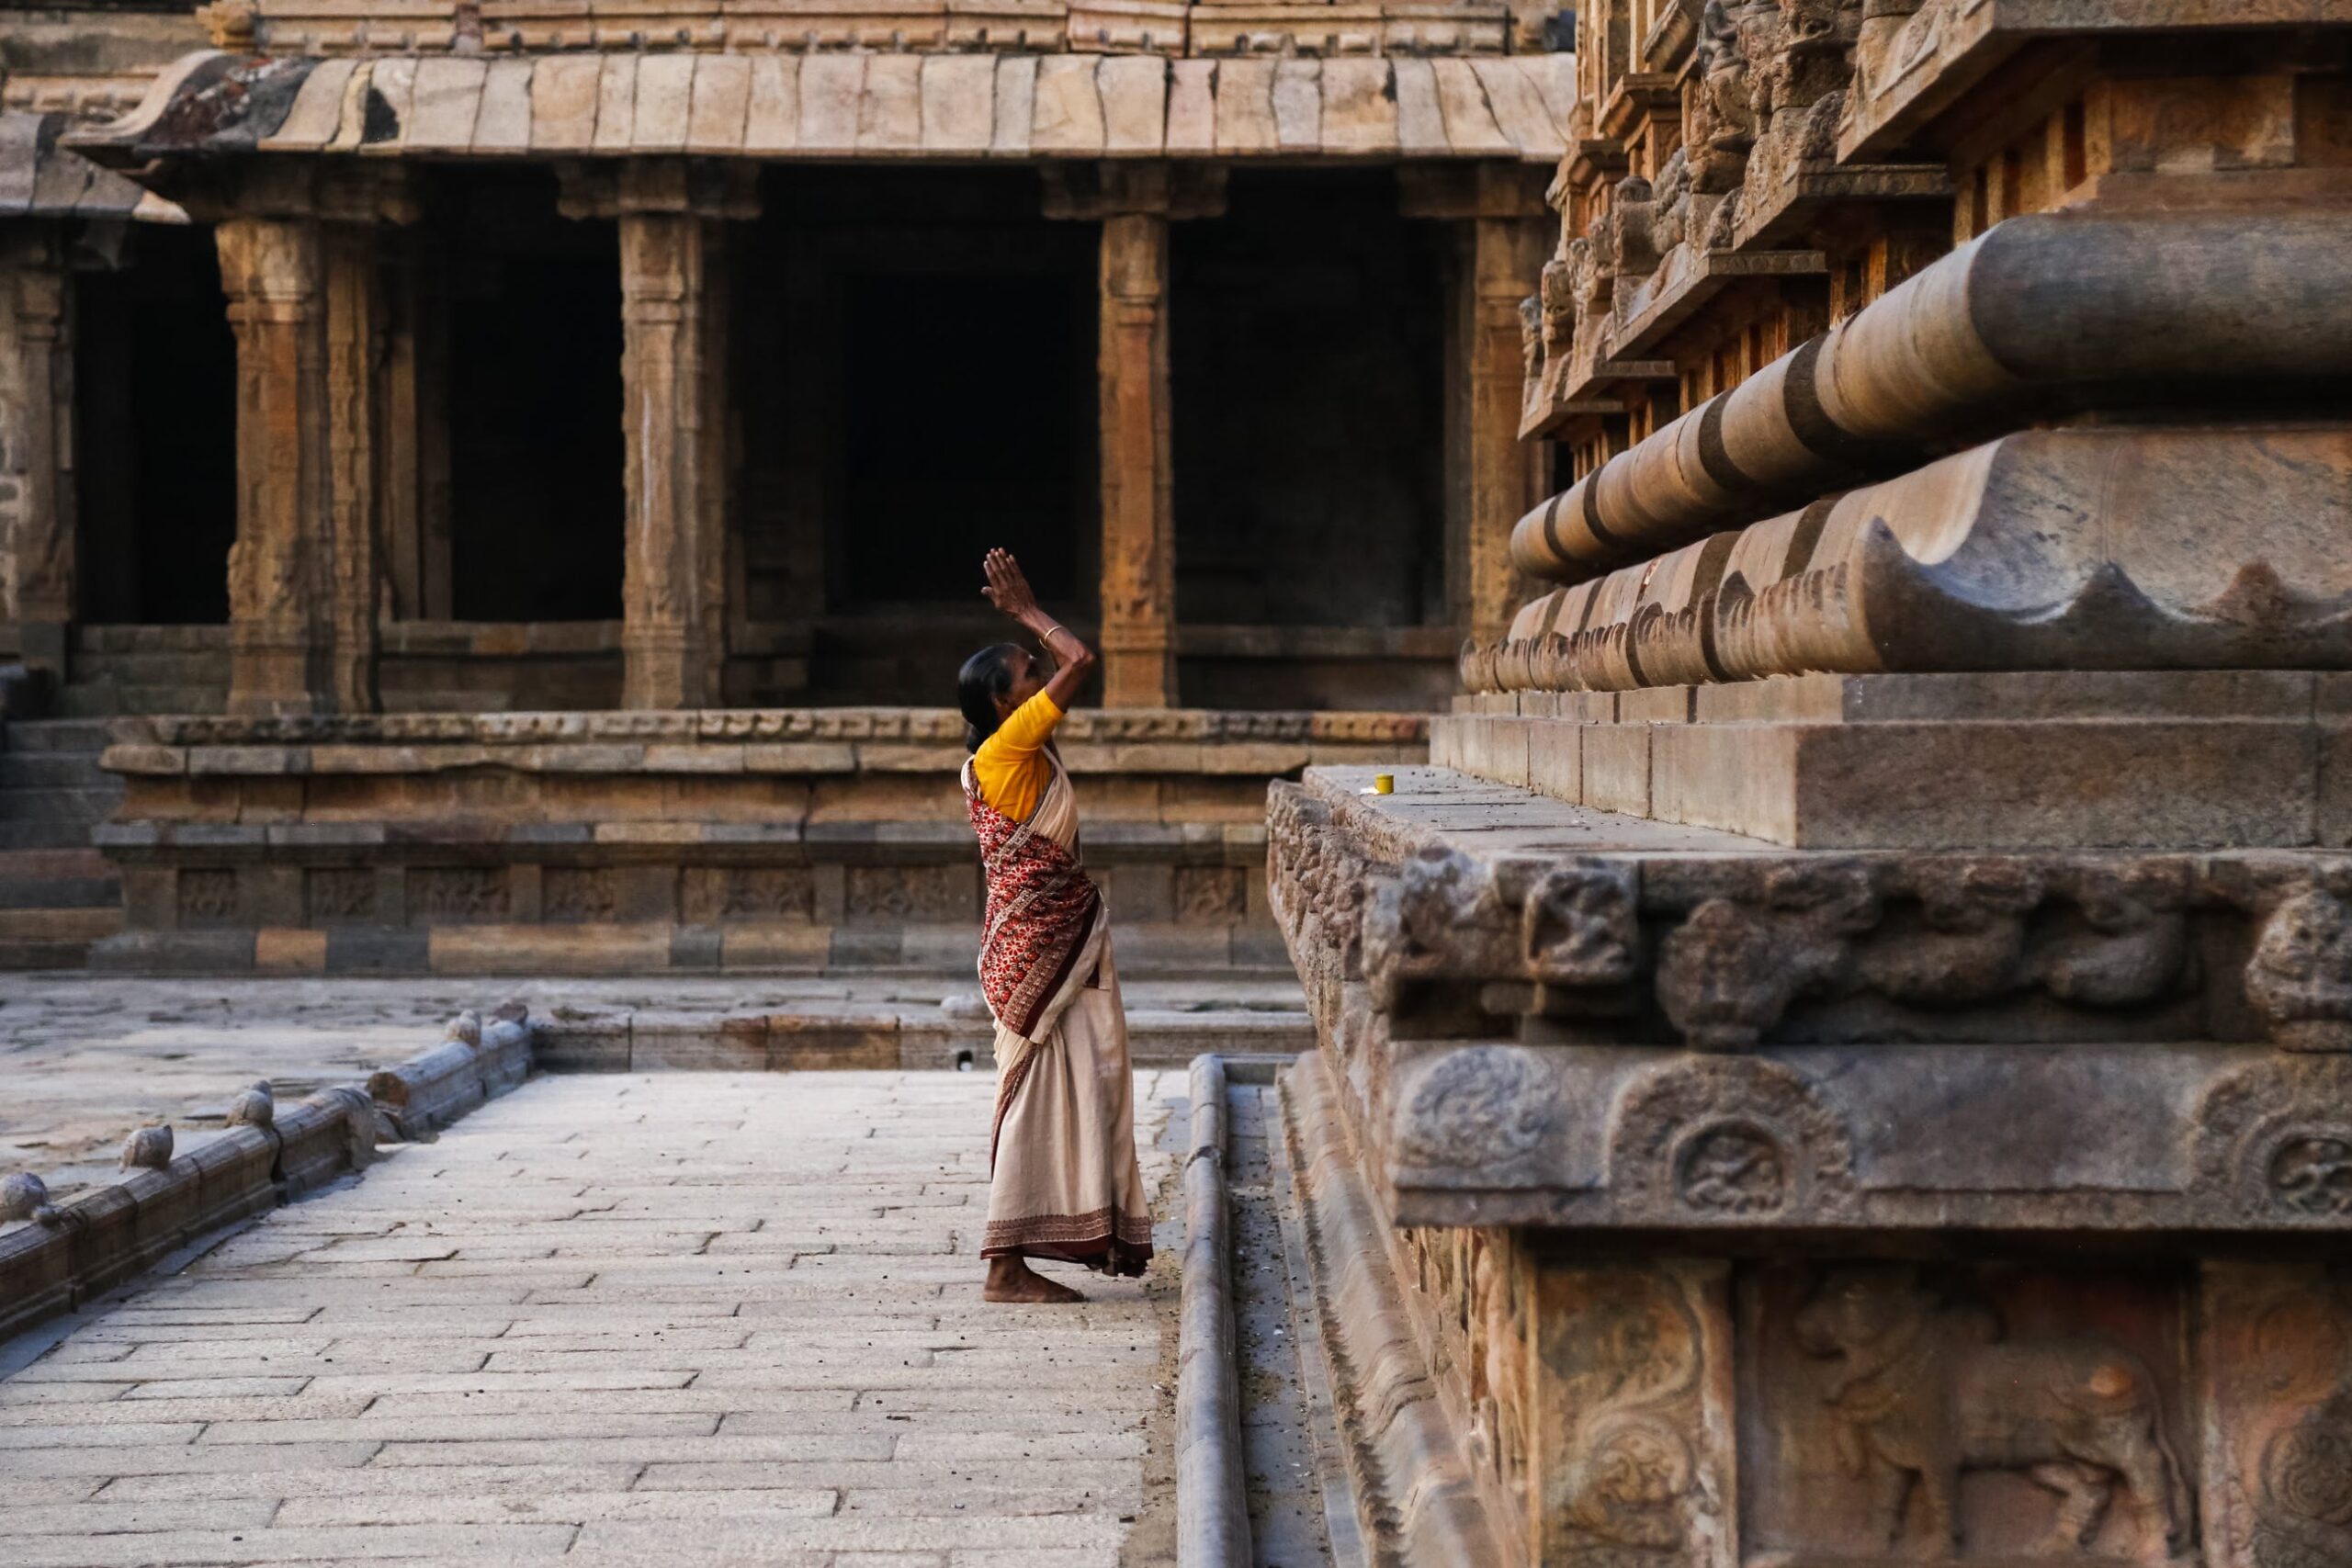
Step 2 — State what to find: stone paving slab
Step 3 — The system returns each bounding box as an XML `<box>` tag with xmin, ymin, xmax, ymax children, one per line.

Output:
<box><xmin>0</xmin><ymin>975</ymin><xmax>1291</xmax><ymax>1198</ymax></box>
<box><xmin>0</xmin><ymin>1070</ymin><xmax>1184</xmax><ymax>1567</ymax></box>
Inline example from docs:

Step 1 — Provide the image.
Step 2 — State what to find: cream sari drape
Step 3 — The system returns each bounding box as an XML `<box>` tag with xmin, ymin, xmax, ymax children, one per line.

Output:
<box><xmin>973</xmin><ymin>757</ymin><xmax>1154</xmax><ymax>1275</ymax></box>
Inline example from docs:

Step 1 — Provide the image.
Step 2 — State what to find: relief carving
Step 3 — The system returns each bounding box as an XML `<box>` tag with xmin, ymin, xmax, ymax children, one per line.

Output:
<box><xmin>177</xmin><ymin>868</ymin><xmax>239</xmax><ymax>927</ymax></box>
<box><xmin>2245</xmin><ymin>888</ymin><xmax>2352</xmax><ymax>1051</ymax></box>
<box><xmin>409</xmin><ymin>866</ymin><xmax>510</xmax><ymax>922</ymax></box>
<box><xmin>1174</xmin><ymin>865</ymin><xmax>1249</xmax><ymax>924</ymax></box>
<box><xmin>542</xmin><ymin>866</ymin><xmax>618</xmax><ymax>923</ymax></box>
<box><xmin>1692</xmin><ymin>0</ymin><xmax>1761</xmax><ymax>190</ymax></box>
<box><xmin>1611</xmin><ymin>1055</ymin><xmax>1855</xmax><ymax>1223</ymax></box>
<box><xmin>846</xmin><ymin>865</ymin><xmax>968</xmax><ymax>921</ymax></box>
<box><xmin>1536</xmin><ymin>1264</ymin><xmax>1728</xmax><ymax>1566</ymax></box>
<box><xmin>1523</xmin><ymin>860</ymin><xmax>1640</xmax><ymax>987</ymax></box>
<box><xmin>1394</xmin><ymin>1045</ymin><xmax>1561</xmax><ymax>1174</ymax></box>
<box><xmin>1792</xmin><ymin>1266</ymin><xmax>2190</xmax><ymax>1558</ymax></box>
<box><xmin>2267</xmin><ymin>1136</ymin><xmax>2352</xmax><ymax>1219</ymax></box>
<box><xmin>1674</xmin><ymin>1121</ymin><xmax>1786</xmax><ymax>1215</ymax></box>
<box><xmin>2203</xmin><ymin>1267</ymin><xmax>2352</xmax><ymax>1568</ymax></box>
<box><xmin>1363</xmin><ymin>847</ymin><xmax>1520</xmax><ymax>1008</ymax></box>
<box><xmin>304</xmin><ymin>866</ymin><xmax>375</xmax><ymax>923</ymax></box>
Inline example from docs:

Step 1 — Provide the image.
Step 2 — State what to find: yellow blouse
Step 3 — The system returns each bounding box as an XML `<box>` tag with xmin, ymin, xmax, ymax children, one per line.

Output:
<box><xmin>972</xmin><ymin>691</ymin><xmax>1063</xmax><ymax>822</ymax></box>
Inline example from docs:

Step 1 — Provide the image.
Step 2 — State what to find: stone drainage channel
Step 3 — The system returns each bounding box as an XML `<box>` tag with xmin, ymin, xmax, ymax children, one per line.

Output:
<box><xmin>0</xmin><ymin>1007</ymin><xmax>1362</xmax><ymax>1568</ymax></box>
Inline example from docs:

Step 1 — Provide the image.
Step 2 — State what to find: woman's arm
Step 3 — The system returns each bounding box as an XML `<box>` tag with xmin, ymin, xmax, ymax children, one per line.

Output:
<box><xmin>983</xmin><ymin>548</ymin><xmax>1096</xmax><ymax>709</ymax></box>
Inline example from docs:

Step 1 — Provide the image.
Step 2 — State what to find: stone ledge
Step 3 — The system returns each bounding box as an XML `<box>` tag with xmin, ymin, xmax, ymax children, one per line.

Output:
<box><xmin>0</xmin><ymin>1007</ymin><xmax>535</xmax><ymax>1344</ymax></box>
<box><xmin>107</xmin><ymin>705</ymin><xmax>1430</xmax><ymax>750</ymax></box>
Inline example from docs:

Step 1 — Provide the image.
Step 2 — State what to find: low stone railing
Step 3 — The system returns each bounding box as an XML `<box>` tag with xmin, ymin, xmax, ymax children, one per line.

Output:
<box><xmin>0</xmin><ymin>1005</ymin><xmax>537</xmax><ymax>1344</ymax></box>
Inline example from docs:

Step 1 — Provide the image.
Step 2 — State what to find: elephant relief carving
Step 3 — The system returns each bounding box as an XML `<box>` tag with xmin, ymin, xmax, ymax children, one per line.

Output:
<box><xmin>1793</xmin><ymin>1267</ymin><xmax>2190</xmax><ymax>1559</ymax></box>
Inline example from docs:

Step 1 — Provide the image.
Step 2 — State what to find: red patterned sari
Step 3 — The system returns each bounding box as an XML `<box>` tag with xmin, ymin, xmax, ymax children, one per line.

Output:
<box><xmin>965</xmin><ymin>754</ymin><xmax>1154</xmax><ymax>1277</ymax></box>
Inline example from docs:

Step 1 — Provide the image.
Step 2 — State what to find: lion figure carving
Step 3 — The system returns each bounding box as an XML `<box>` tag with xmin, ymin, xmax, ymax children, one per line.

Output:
<box><xmin>1792</xmin><ymin>1266</ymin><xmax>2189</xmax><ymax>1557</ymax></box>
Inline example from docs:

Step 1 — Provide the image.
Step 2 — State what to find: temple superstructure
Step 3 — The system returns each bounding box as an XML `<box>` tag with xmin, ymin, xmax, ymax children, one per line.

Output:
<box><xmin>1268</xmin><ymin>3</ymin><xmax>2352</xmax><ymax>1564</ymax></box>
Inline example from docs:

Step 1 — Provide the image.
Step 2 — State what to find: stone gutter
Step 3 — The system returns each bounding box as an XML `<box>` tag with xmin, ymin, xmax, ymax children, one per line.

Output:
<box><xmin>1176</xmin><ymin>1054</ymin><xmax>1250</xmax><ymax>1568</ymax></box>
<box><xmin>0</xmin><ymin>1005</ymin><xmax>537</xmax><ymax>1344</ymax></box>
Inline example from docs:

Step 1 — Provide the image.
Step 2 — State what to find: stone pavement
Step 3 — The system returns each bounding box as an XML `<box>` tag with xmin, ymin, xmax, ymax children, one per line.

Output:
<box><xmin>0</xmin><ymin>975</ymin><xmax>1293</xmax><ymax>1197</ymax></box>
<box><xmin>0</xmin><ymin>1069</ymin><xmax>1186</xmax><ymax>1567</ymax></box>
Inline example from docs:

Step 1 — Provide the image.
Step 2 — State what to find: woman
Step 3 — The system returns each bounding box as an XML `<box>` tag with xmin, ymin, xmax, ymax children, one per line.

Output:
<box><xmin>958</xmin><ymin>547</ymin><xmax>1154</xmax><ymax>1303</ymax></box>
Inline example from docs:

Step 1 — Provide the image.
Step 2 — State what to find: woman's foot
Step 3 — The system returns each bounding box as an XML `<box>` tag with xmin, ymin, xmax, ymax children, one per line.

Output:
<box><xmin>984</xmin><ymin>1257</ymin><xmax>1085</xmax><ymax>1303</ymax></box>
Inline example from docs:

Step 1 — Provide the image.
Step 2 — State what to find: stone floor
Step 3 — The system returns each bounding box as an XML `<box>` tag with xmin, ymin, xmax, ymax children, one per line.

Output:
<box><xmin>0</xmin><ymin>1069</ymin><xmax>1187</xmax><ymax>1568</ymax></box>
<box><xmin>0</xmin><ymin>975</ymin><xmax>1303</xmax><ymax>1197</ymax></box>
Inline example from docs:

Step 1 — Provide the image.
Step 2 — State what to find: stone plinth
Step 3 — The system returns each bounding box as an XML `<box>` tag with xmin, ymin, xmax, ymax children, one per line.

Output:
<box><xmin>1269</xmin><ymin>765</ymin><xmax>2352</xmax><ymax>1568</ymax></box>
<box><xmin>1437</xmin><ymin>671</ymin><xmax>2352</xmax><ymax>851</ymax></box>
<box><xmin>89</xmin><ymin>705</ymin><xmax>1424</xmax><ymax>976</ymax></box>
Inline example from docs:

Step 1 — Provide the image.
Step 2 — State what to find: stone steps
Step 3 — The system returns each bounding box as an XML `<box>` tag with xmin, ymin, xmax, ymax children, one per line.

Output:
<box><xmin>0</xmin><ymin>719</ymin><xmax>126</xmax><ymax>967</ymax></box>
<box><xmin>57</xmin><ymin>682</ymin><xmax>227</xmax><ymax>716</ymax></box>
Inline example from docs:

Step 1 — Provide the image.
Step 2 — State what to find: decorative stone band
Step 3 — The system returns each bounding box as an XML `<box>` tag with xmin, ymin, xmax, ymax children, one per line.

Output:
<box><xmin>1269</xmin><ymin>771</ymin><xmax>2352</xmax><ymax>1236</ymax></box>
<box><xmin>0</xmin><ymin>1008</ymin><xmax>535</xmax><ymax>1344</ymax></box>
<box><xmin>1508</xmin><ymin>210</ymin><xmax>2352</xmax><ymax>586</ymax></box>
<box><xmin>103</xmin><ymin>705</ymin><xmax>1427</xmax><ymax>751</ymax></box>
<box><xmin>1469</xmin><ymin>423</ymin><xmax>2352</xmax><ymax>695</ymax></box>
<box><xmin>1269</xmin><ymin>769</ymin><xmax>2352</xmax><ymax>1059</ymax></box>
<box><xmin>69</xmin><ymin>48</ymin><xmax>1576</xmax><ymax>167</ymax></box>
<box><xmin>1278</xmin><ymin>1049</ymin><xmax>1509</xmax><ymax>1562</ymax></box>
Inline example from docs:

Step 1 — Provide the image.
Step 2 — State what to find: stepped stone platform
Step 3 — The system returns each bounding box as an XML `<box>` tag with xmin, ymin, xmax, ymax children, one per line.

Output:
<box><xmin>0</xmin><ymin>1070</ymin><xmax>1183</xmax><ymax>1568</ymax></box>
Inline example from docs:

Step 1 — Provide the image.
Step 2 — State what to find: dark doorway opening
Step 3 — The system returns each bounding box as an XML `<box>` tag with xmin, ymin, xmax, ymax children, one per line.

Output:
<box><xmin>434</xmin><ymin>170</ymin><xmax>624</xmax><ymax>622</ymax></box>
<box><xmin>1171</xmin><ymin>170</ymin><xmax>1446</xmax><ymax>630</ymax></box>
<box><xmin>741</xmin><ymin>168</ymin><xmax>1096</xmax><ymax>704</ymax></box>
<box><xmin>75</xmin><ymin>224</ymin><xmax>238</xmax><ymax>625</ymax></box>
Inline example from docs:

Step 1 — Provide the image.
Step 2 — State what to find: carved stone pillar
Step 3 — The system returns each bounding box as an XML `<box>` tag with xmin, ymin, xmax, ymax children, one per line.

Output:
<box><xmin>598</xmin><ymin>162</ymin><xmax>746</xmax><ymax>711</ymax></box>
<box><xmin>5</xmin><ymin>235</ymin><xmax>72</xmax><ymax>680</ymax></box>
<box><xmin>1097</xmin><ymin>210</ymin><xmax>1174</xmax><ymax>708</ymax></box>
<box><xmin>213</xmin><ymin>172</ymin><xmax>401</xmax><ymax>716</ymax></box>
<box><xmin>1047</xmin><ymin>165</ymin><xmax>1222</xmax><ymax>711</ymax></box>
<box><xmin>1408</xmin><ymin>166</ymin><xmax>1555</xmax><ymax>649</ymax></box>
<box><xmin>217</xmin><ymin>214</ymin><xmax>331</xmax><ymax>716</ymax></box>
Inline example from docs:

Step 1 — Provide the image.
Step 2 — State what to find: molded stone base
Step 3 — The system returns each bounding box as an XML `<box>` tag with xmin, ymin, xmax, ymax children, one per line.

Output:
<box><xmin>1437</xmin><ymin>671</ymin><xmax>2352</xmax><ymax>850</ymax></box>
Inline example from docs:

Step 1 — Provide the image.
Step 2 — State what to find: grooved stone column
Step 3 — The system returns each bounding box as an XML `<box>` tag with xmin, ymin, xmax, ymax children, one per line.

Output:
<box><xmin>6</xmin><ymin>241</ymin><xmax>71</xmax><ymax>680</ymax></box>
<box><xmin>1097</xmin><ymin>210</ymin><xmax>1175</xmax><ymax>709</ymax></box>
<box><xmin>617</xmin><ymin>192</ymin><xmax>729</xmax><ymax>711</ymax></box>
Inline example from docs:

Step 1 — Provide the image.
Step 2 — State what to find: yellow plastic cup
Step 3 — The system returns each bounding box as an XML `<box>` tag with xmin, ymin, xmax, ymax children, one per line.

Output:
<box><xmin>1373</xmin><ymin>773</ymin><xmax>1395</xmax><ymax>795</ymax></box>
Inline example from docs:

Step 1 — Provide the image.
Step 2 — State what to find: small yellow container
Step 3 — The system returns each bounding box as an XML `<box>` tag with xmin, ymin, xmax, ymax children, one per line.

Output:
<box><xmin>1373</xmin><ymin>773</ymin><xmax>1395</xmax><ymax>795</ymax></box>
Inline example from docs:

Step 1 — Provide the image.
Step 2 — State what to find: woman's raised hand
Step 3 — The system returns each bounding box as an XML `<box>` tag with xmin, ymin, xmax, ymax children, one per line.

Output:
<box><xmin>982</xmin><ymin>548</ymin><xmax>1040</xmax><ymax>621</ymax></box>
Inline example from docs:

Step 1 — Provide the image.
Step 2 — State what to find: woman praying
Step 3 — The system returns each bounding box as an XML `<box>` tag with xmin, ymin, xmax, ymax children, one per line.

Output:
<box><xmin>958</xmin><ymin>547</ymin><xmax>1155</xmax><ymax>1303</ymax></box>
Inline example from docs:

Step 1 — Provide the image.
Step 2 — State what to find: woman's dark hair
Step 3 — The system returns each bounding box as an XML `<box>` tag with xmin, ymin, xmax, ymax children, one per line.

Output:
<box><xmin>958</xmin><ymin>643</ymin><xmax>1022</xmax><ymax>752</ymax></box>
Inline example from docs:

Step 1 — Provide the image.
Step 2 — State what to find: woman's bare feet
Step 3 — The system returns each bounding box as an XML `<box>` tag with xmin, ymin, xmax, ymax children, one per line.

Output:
<box><xmin>984</xmin><ymin>1257</ymin><xmax>1085</xmax><ymax>1303</ymax></box>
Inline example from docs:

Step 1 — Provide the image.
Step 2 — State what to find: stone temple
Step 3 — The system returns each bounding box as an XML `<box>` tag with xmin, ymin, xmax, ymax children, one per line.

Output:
<box><xmin>5</xmin><ymin>0</ymin><xmax>2352</xmax><ymax>1564</ymax></box>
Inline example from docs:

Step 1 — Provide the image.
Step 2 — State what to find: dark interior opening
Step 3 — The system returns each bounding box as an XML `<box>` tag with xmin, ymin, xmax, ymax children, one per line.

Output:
<box><xmin>1170</xmin><ymin>169</ymin><xmax>1446</xmax><ymax>629</ymax></box>
<box><xmin>739</xmin><ymin>168</ymin><xmax>1096</xmax><ymax>704</ymax></box>
<box><xmin>841</xmin><ymin>267</ymin><xmax>1086</xmax><ymax>605</ymax></box>
<box><xmin>435</xmin><ymin>170</ymin><xmax>624</xmax><ymax>622</ymax></box>
<box><xmin>75</xmin><ymin>224</ymin><xmax>238</xmax><ymax>625</ymax></box>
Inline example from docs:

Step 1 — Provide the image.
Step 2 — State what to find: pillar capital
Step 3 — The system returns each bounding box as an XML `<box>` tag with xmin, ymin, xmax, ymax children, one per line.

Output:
<box><xmin>557</xmin><ymin>158</ymin><xmax>759</xmax><ymax>222</ymax></box>
<box><xmin>169</xmin><ymin>162</ymin><xmax>416</xmax><ymax>227</ymax></box>
<box><xmin>1043</xmin><ymin>162</ymin><xmax>1226</xmax><ymax>222</ymax></box>
<box><xmin>1397</xmin><ymin>162</ymin><xmax>1553</xmax><ymax>221</ymax></box>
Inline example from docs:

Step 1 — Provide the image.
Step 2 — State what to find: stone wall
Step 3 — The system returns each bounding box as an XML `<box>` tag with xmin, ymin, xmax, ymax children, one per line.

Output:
<box><xmin>94</xmin><ymin>705</ymin><xmax>1423</xmax><ymax>976</ymax></box>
